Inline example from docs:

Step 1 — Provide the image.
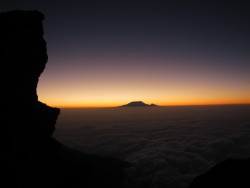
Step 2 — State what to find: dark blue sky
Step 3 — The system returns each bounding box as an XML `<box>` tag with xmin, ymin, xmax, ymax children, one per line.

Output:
<box><xmin>1</xmin><ymin>1</ymin><xmax>250</xmax><ymax>106</ymax></box>
<box><xmin>2</xmin><ymin>1</ymin><xmax>250</xmax><ymax>63</ymax></box>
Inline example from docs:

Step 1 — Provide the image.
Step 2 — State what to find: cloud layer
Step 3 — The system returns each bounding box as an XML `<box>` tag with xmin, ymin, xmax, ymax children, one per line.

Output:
<box><xmin>54</xmin><ymin>106</ymin><xmax>250</xmax><ymax>188</ymax></box>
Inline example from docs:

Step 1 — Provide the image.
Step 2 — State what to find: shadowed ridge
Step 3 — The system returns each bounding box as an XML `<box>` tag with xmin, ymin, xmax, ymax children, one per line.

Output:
<box><xmin>2</xmin><ymin>10</ymin><xmax>132</xmax><ymax>188</ymax></box>
<box><xmin>188</xmin><ymin>158</ymin><xmax>250</xmax><ymax>188</ymax></box>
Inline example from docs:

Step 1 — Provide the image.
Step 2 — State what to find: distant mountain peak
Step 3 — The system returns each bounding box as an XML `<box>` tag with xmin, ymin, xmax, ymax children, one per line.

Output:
<box><xmin>119</xmin><ymin>101</ymin><xmax>158</xmax><ymax>107</ymax></box>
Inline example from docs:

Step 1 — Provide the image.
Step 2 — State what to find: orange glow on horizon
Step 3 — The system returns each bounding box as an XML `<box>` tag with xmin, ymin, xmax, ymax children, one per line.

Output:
<box><xmin>38</xmin><ymin>78</ymin><xmax>250</xmax><ymax>108</ymax></box>
<box><xmin>38</xmin><ymin>58</ymin><xmax>250</xmax><ymax>108</ymax></box>
<box><xmin>51</xmin><ymin>103</ymin><xmax>250</xmax><ymax>108</ymax></box>
<box><xmin>39</xmin><ymin>99</ymin><xmax>250</xmax><ymax>108</ymax></box>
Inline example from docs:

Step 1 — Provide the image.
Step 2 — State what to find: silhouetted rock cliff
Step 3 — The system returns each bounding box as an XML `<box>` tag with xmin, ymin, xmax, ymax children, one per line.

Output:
<box><xmin>120</xmin><ymin>101</ymin><xmax>158</xmax><ymax>107</ymax></box>
<box><xmin>188</xmin><ymin>158</ymin><xmax>250</xmax><ymax>188</ymax></box>
<box><xmin>2</xmin><ymin>10</ymin><xmax>131</xmax><ymax>188</ymax></box>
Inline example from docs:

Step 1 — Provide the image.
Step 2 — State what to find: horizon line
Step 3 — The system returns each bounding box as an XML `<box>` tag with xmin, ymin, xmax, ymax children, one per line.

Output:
<box><xmin>51</xmin><ymin>103</ymin><xmax>250</xmax><ymax>108</ymax></box>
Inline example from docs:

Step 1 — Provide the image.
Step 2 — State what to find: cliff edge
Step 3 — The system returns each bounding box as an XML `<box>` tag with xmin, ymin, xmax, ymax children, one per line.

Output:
<box><xmin>1</xmin><ymin>10</ymin><xmax>131</xmax><ymax>188</ymax></box>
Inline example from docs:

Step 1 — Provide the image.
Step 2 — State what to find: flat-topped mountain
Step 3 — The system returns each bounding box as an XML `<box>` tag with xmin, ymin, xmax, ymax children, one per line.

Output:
<box><xmin>120</xmin><ymin>101</ymin><xmax>158</xmax><ymax>107</ymax></box>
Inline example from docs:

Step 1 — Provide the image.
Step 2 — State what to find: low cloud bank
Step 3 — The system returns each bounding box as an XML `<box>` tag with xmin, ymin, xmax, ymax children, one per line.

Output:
<box><xmin>54</xmin><ymin>106</ymin><xmax>250</xmax><ymax>188</ymax></box>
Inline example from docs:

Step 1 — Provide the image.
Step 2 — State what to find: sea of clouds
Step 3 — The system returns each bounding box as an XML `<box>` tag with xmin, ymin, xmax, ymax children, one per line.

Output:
<box><xmin>53</xmin><ymin>105</ymin><xmax>250</xmax><ymax>188</ymax></box>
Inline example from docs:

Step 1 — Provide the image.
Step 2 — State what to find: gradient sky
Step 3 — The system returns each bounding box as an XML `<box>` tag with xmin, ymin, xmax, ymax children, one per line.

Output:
<box><xmin>2</xmin><ymin>1</ymin><xmax>250</xmax><ymax>107</ymax></box>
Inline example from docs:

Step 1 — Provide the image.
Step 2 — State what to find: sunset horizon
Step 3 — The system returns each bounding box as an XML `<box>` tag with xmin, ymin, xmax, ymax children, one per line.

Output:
<box><xmin>2</xmin><ymin>1</ymin><xmax>250</xmax><ymax>188</ymax></box>
<box><xmin>41</xmin><ymin>101</ymin><xmax>250</xmax><ymax>108</ymax></box>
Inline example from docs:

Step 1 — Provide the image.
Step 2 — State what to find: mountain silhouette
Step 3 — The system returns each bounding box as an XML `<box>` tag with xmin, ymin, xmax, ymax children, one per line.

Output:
<box><xmin>2</xmin><ymin>10</ymin><xmax>132</xmax><ymax>188</ymax></box>
<box><xmin>120</xmin><ymin>101</ymin><xmax>158</xmax><ymax>107</ymax></box>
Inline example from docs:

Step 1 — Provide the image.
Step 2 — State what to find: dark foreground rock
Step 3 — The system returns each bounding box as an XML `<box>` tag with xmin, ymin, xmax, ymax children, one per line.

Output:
<box><xmin>188</xmin><ymin>158</ymin><xmax>250</xmax><ymax>188</ymax></box>
<box><xmin>1</xmin><ymin>10</ymin><xmax>132</xmax><ymax>188</ymax></box>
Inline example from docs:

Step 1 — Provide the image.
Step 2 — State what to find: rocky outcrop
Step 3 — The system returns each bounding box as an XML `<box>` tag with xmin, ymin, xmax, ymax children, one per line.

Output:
<box><xmin>120</xmin><ymin>101</ymin><xmax>158</xmax><ymax>107</ymax></box>
<box><xmin>1</xmin><ymin>10</ymin><xmax>131</xmax><ymax>188</ymax></box>
<box><xmin>1</xmin><ymin>10</ymin><xmax>48</xmax><ymax>102</ymax></box>
<box><xmin>188</xmin><ymin>158</ymin><xmax>250</xmax><ymax>188</ymax></box>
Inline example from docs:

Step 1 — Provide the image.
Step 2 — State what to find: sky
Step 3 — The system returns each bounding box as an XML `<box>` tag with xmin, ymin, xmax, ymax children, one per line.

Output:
<box><xmin>1</xmin><ymin>0</ymin><xmax>250</xmax><ymax>107</ymax></box>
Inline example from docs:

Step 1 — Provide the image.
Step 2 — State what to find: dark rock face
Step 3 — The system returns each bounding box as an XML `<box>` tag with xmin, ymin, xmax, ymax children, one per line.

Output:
<box><xmin>1</xmin><ymin>10</ymin><xmax>48</xmax><ymax>102</ymax></box>
<box><xmin>188</xmin><ymin>158</ymin><xmax>250</xmax><ymax>188</ymax></box>
<box><xmin>120</xmin><ymin>101</ymin><xmax>158</xmax><ymax>107</ymax></box>
<box><xmin>2</xmin><ymin>10</ymin><xmax>131</xmax><ymax>188</ymax></box>
<box><xmin>1</xmin><ymin>9</ymin><xmax>60</xmax><ymax>164</ymax></box>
